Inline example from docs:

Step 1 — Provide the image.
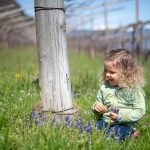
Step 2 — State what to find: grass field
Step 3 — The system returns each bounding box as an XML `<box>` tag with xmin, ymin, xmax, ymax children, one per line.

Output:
<box><xmin>0</xmin><ymin>47</ymin><xmax>150</xmax><ymax>150</ymax></box>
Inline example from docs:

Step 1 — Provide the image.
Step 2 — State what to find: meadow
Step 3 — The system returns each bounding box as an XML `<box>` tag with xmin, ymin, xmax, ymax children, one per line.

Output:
<box><xmin>0</xmin><ymin>47</ymin><xmax>150</xmax><ymax>150</ymax></box>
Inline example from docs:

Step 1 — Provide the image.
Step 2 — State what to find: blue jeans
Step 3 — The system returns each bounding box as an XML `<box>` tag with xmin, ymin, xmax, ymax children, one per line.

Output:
<box><xmin>96</xmin><ymin>119</ymin><xmax>135</xmax><ymax>141</ymax></box>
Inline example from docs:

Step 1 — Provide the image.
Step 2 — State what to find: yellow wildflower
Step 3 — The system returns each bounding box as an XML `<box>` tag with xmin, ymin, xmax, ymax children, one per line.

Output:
<box><xmin>15</xmin><ymin>73</ymin><xmax>21</xmax><ymax>78</ymax></box>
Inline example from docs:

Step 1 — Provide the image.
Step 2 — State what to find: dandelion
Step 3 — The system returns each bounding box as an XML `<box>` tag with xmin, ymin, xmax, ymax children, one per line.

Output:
<box><xmin>15</xmin><ymin>73</ymin><xmax>21</xmax><ymax>78</ymax></box>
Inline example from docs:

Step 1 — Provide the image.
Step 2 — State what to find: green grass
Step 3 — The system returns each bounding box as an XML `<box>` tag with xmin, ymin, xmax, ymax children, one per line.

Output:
<box><xmin>0</xmin><ymin>47</ymin><xmax>150</xmax><ymax>150</ymax></box>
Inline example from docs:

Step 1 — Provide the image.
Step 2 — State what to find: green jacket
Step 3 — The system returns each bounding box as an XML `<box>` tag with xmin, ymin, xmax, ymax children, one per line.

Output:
<box><xmin>92</xmin><ymin>81</ymin><xmax>146</xmax><ymax>129</ymax></box>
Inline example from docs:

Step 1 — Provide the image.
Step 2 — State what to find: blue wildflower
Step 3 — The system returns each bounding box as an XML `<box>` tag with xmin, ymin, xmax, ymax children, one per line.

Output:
<box><xmin>66</xmin><ymin>121</ymin><xmax>70</xmax><ymax>126</ymax></box>
<box><xmin>42</xmin><ymin>114</ymin><xmax>47</xmax><ymax>124</ymax></box>
<box><xmin>76</xmin><ymin>120</ymin><xmax>82</xmax><ymax>127</ymax></box>
<box><xmin>85</xmin><ymin>125</ymin><xmax>92</xmax><ymax>133</ymax></box>
<box><xmin>35</xmin><ymin>119</ymin><xmax>39</xmax><ymax>125</ymax></box>
<box><xmin>80</xmin><ymin>124</ymin><xmax>85</xmax><ymax>132</ymax></box>
<box><xmin>78</xmin><ymin>116</ymin><xmax>82</xmax><ymax>121</ymax></box>
<box><xmin>75</xmin><ymin>117</ymin><xmax>85</xmax><ymax>132</ymax></box>
<box><xmin>65</xmin><ymin>115</ymin><xmax>70</xmax><ymax>122</ymax></box>
<box><xmin>42</xmin><ymin>114</ymin><xmax>47</xmax><ymax>120</ymax></box>
<box><xmin>32</xmin><ymin>111</ymin><xmax>38</xmax><ymax>120</ymax></box>
<box><xmin>71</xmin><ymin>121</ymin><xmax>74</xmax><ymax>126</ymax></box>
<box><xmin>85</xmin><ymin>120</ymin><xmax>92</xmax><ymax>133</ymax></box>
<box><xmin>65</xmin><ymin>115</ymin><xmax>71</xmax><ymax>126</ymax></box>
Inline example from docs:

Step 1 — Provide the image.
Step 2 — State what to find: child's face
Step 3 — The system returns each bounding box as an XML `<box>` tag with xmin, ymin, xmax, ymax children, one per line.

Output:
<box><xmin>104</xmin><ymin>61</ymin><xmax>120</xmax><ymax>86</ymax></box>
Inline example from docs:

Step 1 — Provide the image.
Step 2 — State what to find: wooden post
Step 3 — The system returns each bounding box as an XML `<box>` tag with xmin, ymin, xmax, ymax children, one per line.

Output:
<box><xmin>135</xmin><ymin>0</ymin><xmax>141</xmax><ymax>57</ymax></box>
<box><xmin>103</xmin><ymin>0</ymin><xmax>109</xmax><ymax>50</ymax></box>
<box><xmin>34</xmin><ymin>0</ymin><xmax>73</xmax><ymax>113</ymax></box>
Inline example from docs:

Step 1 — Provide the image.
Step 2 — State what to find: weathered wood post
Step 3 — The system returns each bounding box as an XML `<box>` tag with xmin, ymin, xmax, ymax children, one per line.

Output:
<box><xmin>103</xmin><ymin>0</ymin><xmax>109</xmax><ymax>50</ymax></box>
<box><xmin>34</xmin><ymin>0</ymin><xmax>73</xmax><ymax>113</ymax></box>
<box><xmin>135</xmin><ymin>0</ymin><xmax>141</xmax><ymax>58</ymax></box>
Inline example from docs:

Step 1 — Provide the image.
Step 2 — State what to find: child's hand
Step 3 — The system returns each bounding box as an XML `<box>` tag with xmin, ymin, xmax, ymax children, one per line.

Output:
<box><xmin>110</xmin><ymin>112</ymin><xmax>119</xmax><ymax>120</ymax></box>
<box><xmin>94</xmin><ymin>102</ymin><xmax>107</xmax><ymax>113</ymax></box>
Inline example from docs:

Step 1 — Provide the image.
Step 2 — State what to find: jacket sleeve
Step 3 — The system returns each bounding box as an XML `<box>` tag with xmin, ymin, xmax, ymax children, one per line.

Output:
<box><xmin>92</xmin><ymin>89</ymin><xmax>103</xmax><ymax>115</ymax></box>
<box><xmin>118</xmin><ymin>87</ymin><xmax>146</xmax><ymax>123</ymax></box>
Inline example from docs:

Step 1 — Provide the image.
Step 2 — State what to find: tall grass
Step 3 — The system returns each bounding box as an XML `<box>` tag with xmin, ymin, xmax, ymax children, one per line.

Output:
<box><xmin>0</xmin><ymin>47</ymin><xmax>150</xmax><ymax>149</ymax></box>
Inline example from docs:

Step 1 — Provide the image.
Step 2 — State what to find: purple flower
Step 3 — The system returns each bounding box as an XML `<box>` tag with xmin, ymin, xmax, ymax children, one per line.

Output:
<box><xmin>66</xmin><ymin>121</ymin><xmax>70</xmax><ymax>126</ymax></box>
<box><xmin>65</xmin><ymin>115</ymin><xmax>71</xmax><ymax>126</ymax></box>
<box><xmin>80</xmin><ymin>124</ymin><xmax>85</xmax><ymax>132</ymax></box>
<box><xmin>75</xmin><ymin>116</ymin><xmax>83</xmax><ymax>127</ymax></box>
<box><xmin>35</xmin><ymin>119</ymin><xmax>39</xmax><ymax>125</ymax></box>
<box><xmin>32</xmin><ymin>111</ymin><xmax>38</xmax><ymax>120</ymax></box>
<box><xmin>85</xmin><ymin>120</ymin><xmax>92</xmax><ymax>133</ymax></box>
<box><xmin>65</xmin><ymin>115</ymin><xmax>70</xmax><ymax>122</ymax></box>
<box><xmin>78</xmin><ymin>116</ymin><xmax>82</xmax><ymax>121</ymax></box>
<box><xmin>76</xmin><ymin>120</ymin><xmax>82</xmax><ymax>127</ymax></box>
<box><xmin>42</xmin><ymin>114</ymin><xmax>47</xmax><ymax>120</ymax></box>
<box><xmin>85</xmin><ymin>125</ymin><xmax>92</xmax><ymax>133</ymax></box>
<box><xmin>75</xmin><ymin>117</ymin><xmax>85</xmax><ymax>132</ymax></box>
<box><xmin>71</xmin><ymin>121</ymin><xmax>74</xmax><ymax>126</ymax></box>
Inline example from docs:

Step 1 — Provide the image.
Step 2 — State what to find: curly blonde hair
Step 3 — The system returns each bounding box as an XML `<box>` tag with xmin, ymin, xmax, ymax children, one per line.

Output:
<box><xmin>99</xmin><ymin>49</ymin><xmax>144</xmax><ymax>88</ymax></box>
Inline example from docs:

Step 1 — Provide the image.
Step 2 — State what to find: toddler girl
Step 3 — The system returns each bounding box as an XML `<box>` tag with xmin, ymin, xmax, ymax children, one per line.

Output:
<box><xmin>92</xmin><ymin>49</ymin><xmax>146</xmax><ymax>141</ymax></box>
